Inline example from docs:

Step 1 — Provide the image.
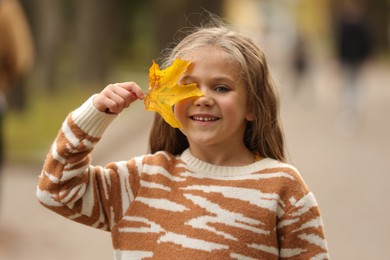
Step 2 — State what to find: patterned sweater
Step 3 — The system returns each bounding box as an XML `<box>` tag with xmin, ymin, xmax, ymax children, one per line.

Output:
<box><xmin>36</xmin><ymin>96</ymin><xmax>329</xmax><ymax>259</ymax></box>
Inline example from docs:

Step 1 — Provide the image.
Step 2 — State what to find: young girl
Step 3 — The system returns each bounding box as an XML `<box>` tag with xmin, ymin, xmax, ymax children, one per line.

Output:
<box><xmin>37</xmin><ymin>22</ymin><xmax>329</xmax><ymax>259</ymax></box>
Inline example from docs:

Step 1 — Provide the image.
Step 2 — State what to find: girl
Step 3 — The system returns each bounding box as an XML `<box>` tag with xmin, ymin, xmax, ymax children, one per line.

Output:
<box><xmin>37</xmin><ymin>22</ymin><xmax>329</xmax><ymax>259</ymax></box>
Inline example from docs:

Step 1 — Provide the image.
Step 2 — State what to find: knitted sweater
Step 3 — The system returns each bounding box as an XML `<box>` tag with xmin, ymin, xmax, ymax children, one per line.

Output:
<box><xmin>36</xmin><ymin>96</ymin><xmax>329</xmax><ymax>260</ymax></box>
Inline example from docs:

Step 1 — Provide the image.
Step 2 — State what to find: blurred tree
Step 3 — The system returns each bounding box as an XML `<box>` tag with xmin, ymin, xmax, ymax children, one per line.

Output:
<box><xmin>75</xmin><ymin>0</ymin><xmax>118</xmax><ymax>86</ymax></box>
<box><xmin>71</xmin><ymin>0</ymin><xmax>224</xmax><ymax>85</ymax></box>
<box><xmin>152</xmin><ymin>0</ymin><xmax>224</xmax><ymax>58</ymax></box>
<box><xmin>31</xmin><ymin>0</ymin><xmax>65</xmax><ymax>92</ymax></box>
<box><xmin>17</xmin><ymin>0</ymin><xmax>227</xmax><ymax>92</ymax></box>
<box><xmin>364</xmin><ymin>0</ymin><xmax>389</xmax><ymax>52</ymax></box>
<box><xmin>74</xmin><ymin>0</ymin><xmax>155</xmax><ymax>86</ymax></box>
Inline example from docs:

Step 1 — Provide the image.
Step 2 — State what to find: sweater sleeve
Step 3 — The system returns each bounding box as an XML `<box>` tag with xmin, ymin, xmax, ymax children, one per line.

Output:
<box><xmin>36</xmin><ymin>95</ymin><xmax>141</xmax><ymax>231</ymax></box>
<box><xmin>277</xmin><ymin>168</ymin><xmax>329</xmax><ymax>259</ymax></box>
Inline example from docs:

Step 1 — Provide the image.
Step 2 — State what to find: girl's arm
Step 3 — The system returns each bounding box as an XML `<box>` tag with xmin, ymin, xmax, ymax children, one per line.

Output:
<box><xmin>36</xmin><ymin>82</ymin><xmax>144</xmax><ymax>231</ymax></box>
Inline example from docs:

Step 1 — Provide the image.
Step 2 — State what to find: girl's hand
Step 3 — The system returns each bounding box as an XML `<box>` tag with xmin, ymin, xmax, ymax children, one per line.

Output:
<box><xmin>93</xmin><ymin>82</ymin><xmax>145</xmax><ymax>114</ymax></box>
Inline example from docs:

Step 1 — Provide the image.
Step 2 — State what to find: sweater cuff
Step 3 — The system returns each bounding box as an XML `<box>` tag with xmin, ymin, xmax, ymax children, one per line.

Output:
<box><xmin>71</xmin><ymin>94</ymin><xmax>117</xmax><ymax>138</ymax></box>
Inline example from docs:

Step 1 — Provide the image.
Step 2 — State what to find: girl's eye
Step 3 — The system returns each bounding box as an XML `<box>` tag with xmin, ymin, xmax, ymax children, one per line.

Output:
<box><xmin>214</xmin><ymin>85</ymin><xmax>230</xmax><ymax>93</ymax></box>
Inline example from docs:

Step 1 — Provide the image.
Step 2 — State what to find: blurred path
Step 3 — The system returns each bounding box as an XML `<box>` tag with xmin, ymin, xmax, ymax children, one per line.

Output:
<box><xmin>279</xmin><ymin>60</ymin><xmax>390</xmax><ymax>260</ymax></box>
<box><xmin>0</xmin><ymin>61</ymin><xmax>389</xmax><ymax>259</ymax></box>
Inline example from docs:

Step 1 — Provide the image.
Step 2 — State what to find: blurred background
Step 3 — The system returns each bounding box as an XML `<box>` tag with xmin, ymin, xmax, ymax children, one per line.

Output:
<box><xmin>0</xmin><ymin>0</ymin><xmax>389</xmax><ymax>259</ymax></box>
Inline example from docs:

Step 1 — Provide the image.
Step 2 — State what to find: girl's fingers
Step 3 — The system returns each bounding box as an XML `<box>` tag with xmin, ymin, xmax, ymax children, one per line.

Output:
<box><xmin>111</xmin><ymin>84</ymin><xmax>135</xmax><ymax>107</ymax></box>
<box><xmin>111</xmin><ymin>82</ymin><xmax>144</xmax><ymax>111</ymax></box>
<box><xmin>93</xmin><ymin>82</ymin><xmax>145</xmax><ymax>114</ymax></box>
<box><xmin>103</xmin><ymin>88</ymin><xmax>127</xmax><ymax>114</ymax></box>
<box><xmin>116</xmin><ymin>82</ymin><xmax>145</xmax><ymax>100</ymax></box>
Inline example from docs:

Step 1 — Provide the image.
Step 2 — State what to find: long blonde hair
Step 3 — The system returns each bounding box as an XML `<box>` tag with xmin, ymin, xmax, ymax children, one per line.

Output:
<box><xmin>148</xmin><ymin>20</ymin><xmax>285</xmax><ymax>162</ymax></box>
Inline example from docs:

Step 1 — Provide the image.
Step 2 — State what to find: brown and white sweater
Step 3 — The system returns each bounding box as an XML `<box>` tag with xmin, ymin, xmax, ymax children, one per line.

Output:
<box><xmin>36</xmin><ymin>96</ymin><xmax>329</xmax><ymax>259</ymax></box>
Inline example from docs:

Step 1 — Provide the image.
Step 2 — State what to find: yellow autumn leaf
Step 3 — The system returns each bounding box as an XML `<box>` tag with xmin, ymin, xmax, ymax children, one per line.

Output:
<box><xmin>144</xmin><ymin>58</ymin><xmax>203</xmax><ymax>128</ymax></box>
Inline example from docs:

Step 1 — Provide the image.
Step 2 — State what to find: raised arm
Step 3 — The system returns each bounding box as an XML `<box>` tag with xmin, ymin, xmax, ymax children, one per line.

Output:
<box><xmin>36</xmin><ymin>82</ymin><xmax>144</xmax><ymax>231</ymax></box>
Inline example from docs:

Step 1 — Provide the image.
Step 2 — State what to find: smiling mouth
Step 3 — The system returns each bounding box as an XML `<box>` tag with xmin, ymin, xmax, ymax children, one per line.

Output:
<box><xmin>190</xmin><ymin>116</ymin><xmax>220</xmax><ymax>122</ymax></box>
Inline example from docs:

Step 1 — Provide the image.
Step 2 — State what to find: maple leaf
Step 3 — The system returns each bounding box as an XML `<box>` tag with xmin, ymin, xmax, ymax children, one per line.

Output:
<box><xmin>144</xmin><ymin>58</ymin><xmax>203</xmax><ymax>128</ymax></box>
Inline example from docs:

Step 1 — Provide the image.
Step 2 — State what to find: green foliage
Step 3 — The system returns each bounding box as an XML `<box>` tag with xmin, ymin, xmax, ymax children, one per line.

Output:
<box><xmin>4</xmin><ymin>70</ymin><xmax>148</xmax><ymax>165</ymax></box>
<box><xmin>4</xmin><ymin>89</ymin><xmax>91</xmax><ymax>165</ymax></box>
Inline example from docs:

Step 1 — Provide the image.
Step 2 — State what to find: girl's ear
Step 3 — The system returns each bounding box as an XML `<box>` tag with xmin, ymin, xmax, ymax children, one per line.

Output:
<box><xmin>246</xmin><ymin>112</ymin><xmax>255</xmax><ymax>121</ymax></box>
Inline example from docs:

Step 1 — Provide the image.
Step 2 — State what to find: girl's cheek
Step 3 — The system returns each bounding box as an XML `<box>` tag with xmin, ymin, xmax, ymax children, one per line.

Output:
<box><xmin>174</xmin><ymin>96</ymin><xmax>197</xmax><ymax>119</ymax></box>
<box><xmin>174</xmin><ymin>100</ymin><xmax>187</xmax><ymax>119</ymax></box>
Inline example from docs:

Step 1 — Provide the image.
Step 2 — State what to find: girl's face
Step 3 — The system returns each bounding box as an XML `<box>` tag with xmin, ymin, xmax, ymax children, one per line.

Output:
<box><xmin>174</xmin><ymin>46</ymin><xmax>254</xmax><ymax>152</ymax></box>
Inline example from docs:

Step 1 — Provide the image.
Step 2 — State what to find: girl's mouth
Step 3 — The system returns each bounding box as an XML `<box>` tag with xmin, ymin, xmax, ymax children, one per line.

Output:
<box><xmin>190</xmin><ymin>116</ymin><xmax>220</xmax><ymax>122</ymax></box>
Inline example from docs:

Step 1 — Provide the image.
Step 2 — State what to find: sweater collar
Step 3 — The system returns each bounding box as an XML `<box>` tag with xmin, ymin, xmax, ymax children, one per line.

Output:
<box><xmin>180</xmin><ymin>148</ymin><xmax>280</xmax><ymax>177</ymax></box>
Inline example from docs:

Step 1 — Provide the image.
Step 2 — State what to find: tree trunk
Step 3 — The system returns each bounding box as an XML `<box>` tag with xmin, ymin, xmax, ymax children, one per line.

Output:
<box><xmin>75</xmin><ymin>0</ymin><xmax>118</xmax><ymax>86</ymax></box>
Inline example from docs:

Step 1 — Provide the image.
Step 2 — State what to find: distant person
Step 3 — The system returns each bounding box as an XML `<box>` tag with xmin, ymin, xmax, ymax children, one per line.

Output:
<box><xmin>335</xmin><ymin>0</ymin><xmax>372</xmax><ymax>131</ymax></box>
<box><xmin>291</xmin><ymin>32</ymin><xmax>309</xmax><ymax>97</ymax></box>
<box><xmin>0</xmin><ymin>0</ymin><xmax>34</xmax><ymax>188</ymax></box>
<box><xmin>36</xmin><ymin>17</ymin><xmax>329</xmax><ymax>259</ymax></box>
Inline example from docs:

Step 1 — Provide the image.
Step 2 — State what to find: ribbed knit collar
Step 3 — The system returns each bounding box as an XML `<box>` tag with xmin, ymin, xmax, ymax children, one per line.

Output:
<box><xmin>180</xmin><ymin>148</ymin><xmax>279</xmax><ymax>177</ymax></box>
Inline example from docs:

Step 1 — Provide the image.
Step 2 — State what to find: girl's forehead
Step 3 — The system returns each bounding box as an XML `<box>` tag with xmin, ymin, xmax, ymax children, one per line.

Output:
<box><xmin>179</xmin><ymin>47</ymin><xmax>245</xmax><ymax>85</ymax></box>
<box><xmin>181</xmin><ymin>46</ymin><xmax>240</xmax><ymax>71</ymax></box>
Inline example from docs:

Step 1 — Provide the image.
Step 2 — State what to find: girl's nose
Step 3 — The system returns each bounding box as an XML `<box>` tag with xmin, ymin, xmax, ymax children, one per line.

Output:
<box><xmin>193</xmin><ymin>91</ymin><xmax>214</xmax><ymax>107</ymax></box>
